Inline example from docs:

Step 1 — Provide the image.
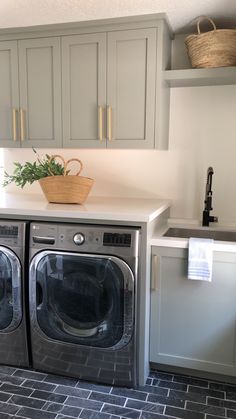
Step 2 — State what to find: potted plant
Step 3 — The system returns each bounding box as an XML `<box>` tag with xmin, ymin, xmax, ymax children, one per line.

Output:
<box><xmin>3</xmin><ymin>149</ymin><xmax>94</xmax><ymax>204</ymax></box>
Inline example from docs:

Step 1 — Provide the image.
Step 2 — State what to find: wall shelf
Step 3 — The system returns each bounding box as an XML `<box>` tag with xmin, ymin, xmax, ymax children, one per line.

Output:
<box><xmin>163</xmin><ymin>66</ymin><xmax>236</xmax><ymax>88</ymax></box>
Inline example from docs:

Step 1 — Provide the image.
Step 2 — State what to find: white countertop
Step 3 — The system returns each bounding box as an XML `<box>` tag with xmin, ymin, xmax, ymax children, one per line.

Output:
<box><xmin>0</xmin><ymin>192</ymin><xmax>171</xmax><ymax>223</ymax></box>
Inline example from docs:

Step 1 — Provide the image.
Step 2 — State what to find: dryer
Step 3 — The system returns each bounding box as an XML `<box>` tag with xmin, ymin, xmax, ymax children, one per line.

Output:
<box><xmin>0</xmin><ymin>220</ymin><xmax>29</xmax><ymax>367</ymax></box>
<box><xmin>29</xmin><ymin>222</ymin><xmax>140</xmax><ymax>387</ymax></box>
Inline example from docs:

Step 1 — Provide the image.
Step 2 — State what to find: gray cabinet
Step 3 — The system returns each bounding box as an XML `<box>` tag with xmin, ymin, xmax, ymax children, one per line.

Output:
<box><xmin>62</xmin><ymin>28</ymin><xmax>157</xmax><ymax>148</ymax></box>
<box><xmin>107</xmin><ymin>29</ymin><xmax>156</xmax><ymax>148</ymax></box>
<box><xmin>0</xmin><ymin>15</ymin><xmax>172</xmax><ymax>149</ymax></box>
<box><xmin>18</xmin><ymin>37</ymin><xmax>62</xmax><ymax>148</ymax></box>
<box><xmin>0</xmin><ymin>41</ymin><xmax>19</xmax><ymax>148</ymax></box>
<box><xmin>0</xmin><ymin>37</ymin><xmax>62</xmax><ymax>148</ymax></box>
<box><xmin>150</xmin><ymin>246</ymin><xmax>236</xmax><ymax>378</ymax></box>
<box><xmin>62</xmin><ymin>33</ymin><xmax>106</xmax><ymax>148</ymax></box>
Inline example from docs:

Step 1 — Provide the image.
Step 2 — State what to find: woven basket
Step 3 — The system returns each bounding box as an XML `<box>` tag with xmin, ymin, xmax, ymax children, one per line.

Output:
<box><xmin>185</xmin><ymin>17</ymin><xmax>236</xmax><ymax>68</ymax></box>
<box><xmin>39</xmin><ymin>155</ymin><xmax>94</xmax><ymax>204</ymax></box>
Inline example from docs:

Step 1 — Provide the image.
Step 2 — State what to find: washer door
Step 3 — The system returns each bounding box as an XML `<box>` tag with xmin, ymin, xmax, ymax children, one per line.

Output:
<box><xmin>30</xmin><ymin>251</ymin><xmax>135</xmax><ymax>349</ymax></box>
<box><xmin>0</xmin><ymin>247</ymin><xmax>22</xmax><ymax>332</ymax></box>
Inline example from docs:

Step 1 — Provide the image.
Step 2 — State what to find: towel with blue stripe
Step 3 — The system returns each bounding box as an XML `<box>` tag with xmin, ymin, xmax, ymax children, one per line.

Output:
<box><xmin>188</xmin><ymin>237</ymin><xmax>214</xmax><ymax>282</ymax></box>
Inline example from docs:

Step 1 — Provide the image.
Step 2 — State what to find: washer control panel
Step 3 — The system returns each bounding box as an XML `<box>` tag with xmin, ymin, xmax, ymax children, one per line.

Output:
<box><xmin>30</xmin><ymin>222</ymin><xmax>139</xmax><ymax>257</ymax></box>
<box><xmin>103</xmin><ymin>232</ymin><xmax>131</xmax><ymax>247</ymax></box>
<box><xmin>0</xmin><ymin>222</ymin><xmax>25</xmax><ymax>247</ymax></box>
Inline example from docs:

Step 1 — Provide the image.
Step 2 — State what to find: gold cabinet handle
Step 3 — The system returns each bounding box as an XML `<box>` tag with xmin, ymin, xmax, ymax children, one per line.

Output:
<box><xmin>107</xmin><ymin>105</ymin><xmax>112</xmax><ymax>141</ymax></box>
<box><xmin>20</xmin><ymin>108</ymin><xmax>25</xmax><ymax>142</ymax></box>
<box><xmin>98</xmin><ymin>106</ymin><xmax>103</xmax><ymax>141</ymax></box>
<box><xmin>151</xmin><ymin>254</ymin><xmax>160</xmax><ymax>291</ymax></box>
<box><xmin>12</xmin><ymin>108</ymin><xmax>18</xmax><ymax>141</ymax></box>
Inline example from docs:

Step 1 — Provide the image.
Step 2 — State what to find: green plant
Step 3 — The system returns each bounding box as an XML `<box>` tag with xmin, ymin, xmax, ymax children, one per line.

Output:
<box><xmin>3</xmin><ymin>149</ymin><xmax>65</xmax><ymax>188</ymax></box>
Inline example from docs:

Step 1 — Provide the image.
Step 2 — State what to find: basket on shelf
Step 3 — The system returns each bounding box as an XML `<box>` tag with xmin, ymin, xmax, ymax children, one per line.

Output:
<box><xmin>39</xmin><ymin>155</ymin><xmax>94</xmax><ymax>204</ymax></box>
<box><xmin>185</xmin><ymin>17</ymin><xmax>236</xmax><ymax>68</ymax></box>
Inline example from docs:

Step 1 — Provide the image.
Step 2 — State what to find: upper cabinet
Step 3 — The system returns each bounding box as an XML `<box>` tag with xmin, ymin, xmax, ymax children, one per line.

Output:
<box><xmin>62</xmin><ymin>28</ymin><xmax>157</xmax><ymax>148</ymax></box>
<box><xmin>0</xmin><ymin>37</ymin><xmax>62</xmax><ymax>148</ymax></box>
<box><xmin>1</xmin><ymin>17</ymin><xmax>235</xmax><ymax>150</ymax></box>
<box><xmin>107</xmin><ymin>29</ymin><xmax>156</xmax><ymax>149</ymax></box>
<box><xmin>0</xmin><ymin>41</ymin><xmax>19</xmax><ymax>148</ymax></box>
<box><xmin>62</xmin><ymin>33</ymin><xmax>106</xmax><ymax>148</ymax></box>
<box><xmin>18</xmin><ymin>37</ymin><xmax>62</xmax><ymax>148</ymax></box>
<box><xmin>0</xmin><ymin>14</ymin><xmax>172</xmax><ymax>149</ymax></box>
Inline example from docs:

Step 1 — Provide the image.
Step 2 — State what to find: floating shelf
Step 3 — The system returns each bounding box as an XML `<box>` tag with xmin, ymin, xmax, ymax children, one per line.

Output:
<box><xmin>163</xmin><ymin>66</ymin><xmax>236</xmax><ymax>88</ymax></box>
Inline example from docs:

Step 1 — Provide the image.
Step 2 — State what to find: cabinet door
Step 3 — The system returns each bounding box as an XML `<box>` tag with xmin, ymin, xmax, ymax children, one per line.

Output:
<box><xmin>107</xmin><ymin>29</ymin><xmax>156</xmax><ymax>149</ymax></box>
<box><xmin>62</xmin><ymin>33</ymin><xmax>106</xmax><ymax>148</ymax></box>
<box><xmin>18</xmin><ymin>37</ymin><xmax>62</xmax><ymax>148</ymax></box>
<box><xmin>0</xmin><ymin>41</ymin><xmax>20</xmax><ymax>148</ymax></box>
<box><xmin>150</xmin><ymin>246</ymin><xmax>236</xmax><ymax>377</ymax></box>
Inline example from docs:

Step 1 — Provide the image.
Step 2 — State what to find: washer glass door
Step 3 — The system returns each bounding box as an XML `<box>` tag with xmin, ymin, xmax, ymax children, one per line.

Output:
<box><xmin>0</xmin><ymin>247</ymin><xmax>22</xmax><ymax>332</ymax></box>
<box><xmin>31</xmin><ymin>251</ymin><xmax>135</xmax><ymax>349</ymax></box>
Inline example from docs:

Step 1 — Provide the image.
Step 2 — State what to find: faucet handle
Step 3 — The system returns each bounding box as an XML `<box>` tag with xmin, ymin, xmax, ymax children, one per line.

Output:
<box><xmin>209</xmin><ymin>215</ymin><xmax>218</xmax><ymax>223</ymax></box>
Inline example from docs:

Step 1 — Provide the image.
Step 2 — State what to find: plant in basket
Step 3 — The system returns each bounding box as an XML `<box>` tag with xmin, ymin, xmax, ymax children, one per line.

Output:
<box><xmin>3</xmin><ymin>149</ymin><xmax>94</xmax><ymax>204</ymax></box>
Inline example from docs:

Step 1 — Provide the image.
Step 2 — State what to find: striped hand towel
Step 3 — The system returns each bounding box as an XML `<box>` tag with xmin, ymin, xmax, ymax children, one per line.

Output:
<box><xmin>188</xmin><ymin>237</ymin><xmax>214</xmax><ymax>282</ymax></box>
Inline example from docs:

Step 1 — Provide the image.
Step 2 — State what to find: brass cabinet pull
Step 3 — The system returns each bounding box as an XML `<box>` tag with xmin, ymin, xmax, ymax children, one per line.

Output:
<box><xmin>107</xmin><ymin>105</ymin><xmax>112</xmax><ymax>141</ymax></box>
<box><xmin>151</xmin><ymin>254</ymin><xmax>160</xmax><ymax>291</ymax></box>
<box><xmin>12</xmin><ymin>108</ymin><xmax>18</xmax><ymax>141</ymax></box>
<box><xmin>98</xmin><ymin>106</ymin><xmax>103</xmax><ymax>141</ymax></box>
<box><xmin>20</xmin><ymin>108</ymin><xmax>25</xmax><ymax>142</ymax></box>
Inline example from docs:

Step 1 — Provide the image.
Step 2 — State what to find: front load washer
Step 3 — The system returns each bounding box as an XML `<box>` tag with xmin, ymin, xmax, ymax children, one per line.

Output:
<box><xmin>0</xmin><ymin>220</ymin><xmax>29</xmax><ymax>367</ymax></box>
<box><xmin>29</xmin><ymin>222</ymin><xmax>140</xmax><ymax>386</ymax></box>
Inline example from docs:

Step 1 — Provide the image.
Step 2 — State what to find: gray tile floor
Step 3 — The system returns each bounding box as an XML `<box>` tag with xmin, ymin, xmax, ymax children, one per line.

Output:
<box><xmin>0</xmin><ymin>366</ymin><xmax>234</xmax><ymax>418</ymax></box>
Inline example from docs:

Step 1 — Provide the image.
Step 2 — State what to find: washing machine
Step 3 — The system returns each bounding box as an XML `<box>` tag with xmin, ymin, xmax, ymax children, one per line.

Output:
<box><xmin>0</xmin><ymin>220</ymin><xmax>29</xmax><ymax>367</ymax></box>
<box><xmin>29</xmin><ymin>222</ymin><xmax>140</xmax><ymax>386</ymax></box>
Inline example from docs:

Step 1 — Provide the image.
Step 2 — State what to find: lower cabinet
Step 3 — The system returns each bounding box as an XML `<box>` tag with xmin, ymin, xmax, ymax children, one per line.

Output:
<box><xmin>150</xmin><ymin>246</ymin><xmax>236</xmax><ymax>377</ymax></box>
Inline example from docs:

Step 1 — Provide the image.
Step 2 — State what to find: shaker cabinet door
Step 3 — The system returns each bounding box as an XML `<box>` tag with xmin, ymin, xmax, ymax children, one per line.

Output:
<box><xmin>18</xmin><ymin>37</ymin><xmax>62</xmax><ymax>148</ymax></box>
<box><xmin>0</xmin><ymin>41</ymin><xmax>20</xmax><ymax>148</ymax></box>
<box><xmin>62</xmin><ymin>33</ymin><xmax>106</xmax><ymax>148</ymax></box>
<box><xmin>107</xmin><ymin>29</ymin><xmax>156</xmax><ymax>149</ymax></box>
<box><xmin>150</xmin><ymin>246</ymin><xmax>236</xmax><ymax>378</ymax></box>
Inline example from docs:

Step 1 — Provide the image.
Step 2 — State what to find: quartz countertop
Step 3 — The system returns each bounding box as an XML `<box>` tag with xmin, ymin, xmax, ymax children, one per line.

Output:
<box><xmin>0</xmin><ymin>192</ymin><xmax>171</xmax><ymax>223</ymax></box>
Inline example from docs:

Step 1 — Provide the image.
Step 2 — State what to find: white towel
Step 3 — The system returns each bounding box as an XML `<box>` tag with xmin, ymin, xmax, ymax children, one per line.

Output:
<box><xmin>188</xmin><ymin>237</ymin><xmax>214</xmax><ymax>282</ymax></box>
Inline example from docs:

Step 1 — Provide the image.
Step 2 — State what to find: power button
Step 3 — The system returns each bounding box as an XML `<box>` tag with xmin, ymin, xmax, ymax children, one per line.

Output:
<box><xmin>73</xmin><ymin>233</ymin><xmax>85</xmax><ymax>245</ymax></box>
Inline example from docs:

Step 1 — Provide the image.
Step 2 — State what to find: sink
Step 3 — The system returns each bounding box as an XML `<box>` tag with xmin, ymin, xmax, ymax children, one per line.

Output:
<box><xmin>164</xmin><ymin>227</ymin><xmax>236</xmax><ymax>242</ymax></box>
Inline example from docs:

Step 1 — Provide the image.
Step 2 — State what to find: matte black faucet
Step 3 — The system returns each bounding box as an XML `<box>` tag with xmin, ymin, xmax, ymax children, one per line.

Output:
<box><xmin>202</xmin><ymin>167</ymin><xmax>218</xmax><ymax>227</ymax></box>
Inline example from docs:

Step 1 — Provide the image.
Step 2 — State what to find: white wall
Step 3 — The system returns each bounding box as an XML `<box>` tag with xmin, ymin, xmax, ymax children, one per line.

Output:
<box><xmin>3</xmin><ymin>84</ymin><xmax>236</xmax><ymax>225</ymax></box>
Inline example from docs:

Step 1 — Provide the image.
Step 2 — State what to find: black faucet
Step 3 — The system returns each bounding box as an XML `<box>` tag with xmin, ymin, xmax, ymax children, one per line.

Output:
<box><xmin>202</xmin><ymin>167</ymin><xmax>218</xmax><ymax>227</ymax></box>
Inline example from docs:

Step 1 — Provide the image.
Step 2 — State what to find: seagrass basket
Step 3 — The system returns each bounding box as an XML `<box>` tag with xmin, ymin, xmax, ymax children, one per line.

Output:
<box><xmin>185</xmin><ymin>17</ymin><xmax>236</xmax><ymax>68</ymax></box>
<box><xmin>39</xmin><ymin>155</ymin><xmax>94</xmax><ymax>204</ymax></box>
